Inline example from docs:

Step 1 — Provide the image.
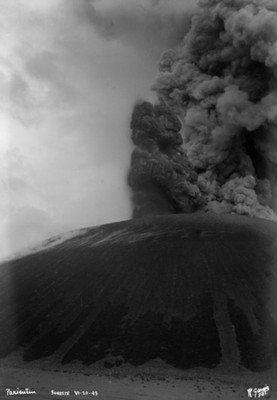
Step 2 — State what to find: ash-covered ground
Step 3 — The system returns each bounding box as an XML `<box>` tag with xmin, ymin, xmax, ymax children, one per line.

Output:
<box><xmin>0</xmin><ymin>213</ymin><xmax>277</xmax><ymax>398</ymax></box>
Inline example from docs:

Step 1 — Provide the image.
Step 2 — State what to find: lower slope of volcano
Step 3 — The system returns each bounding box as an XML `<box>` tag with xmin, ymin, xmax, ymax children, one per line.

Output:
<box><xmin>1</xmin><ymin>213</ymin><xmax>277</xmax><ymax>372</ymax></box>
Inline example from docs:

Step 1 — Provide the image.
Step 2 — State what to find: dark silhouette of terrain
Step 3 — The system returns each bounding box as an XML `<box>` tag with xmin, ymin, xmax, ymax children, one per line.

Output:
<box><xmin>1</xmin><ymin>214</ymin><xmax>277</xmax><ymax>372</ymax></box>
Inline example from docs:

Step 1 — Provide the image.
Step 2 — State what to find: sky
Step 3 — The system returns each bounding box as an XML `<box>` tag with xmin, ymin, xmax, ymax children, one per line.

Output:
<box><xmin>0</xmin><ymin>0</ymin><xmax>197</xmax><ymax>258</ymax></box>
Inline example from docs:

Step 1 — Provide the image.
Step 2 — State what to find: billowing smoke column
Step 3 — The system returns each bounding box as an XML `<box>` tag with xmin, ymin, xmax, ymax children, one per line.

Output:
<box><xmin>128</xmin><ymin>102</ymin><xmax>203</xmax><ymax>217</ymax></box>
<box><xmin>128</xmin><ymin>0</ymin><xmax>277</xmax><ymax>220</ymax></box>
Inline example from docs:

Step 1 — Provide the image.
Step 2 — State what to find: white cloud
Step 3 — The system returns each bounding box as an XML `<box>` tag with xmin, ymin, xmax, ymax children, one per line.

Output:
<box><xmin>0</xmin><ymin>0</ymin><xmax>196</xmax><ymax>258</ymax></box>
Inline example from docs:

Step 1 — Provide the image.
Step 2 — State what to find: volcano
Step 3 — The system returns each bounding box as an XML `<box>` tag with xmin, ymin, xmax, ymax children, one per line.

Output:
<box><xmin>1</xmin><ymin>214</ymin><xmax>277</xmax><ymax>372</ymax></box>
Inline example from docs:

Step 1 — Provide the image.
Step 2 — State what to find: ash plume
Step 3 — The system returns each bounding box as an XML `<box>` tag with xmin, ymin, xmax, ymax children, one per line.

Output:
<box><xmin>129</xmin><ymin>0</ymin><xmax>277</xmax><ymax>220</ymax></box>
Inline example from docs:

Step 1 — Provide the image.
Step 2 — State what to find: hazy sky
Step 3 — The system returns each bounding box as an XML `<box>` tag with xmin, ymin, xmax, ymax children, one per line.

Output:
<box><xmin>0</xmin><ymin>0</ymin><xmax>197</xmax><ymax>258</ymax></box>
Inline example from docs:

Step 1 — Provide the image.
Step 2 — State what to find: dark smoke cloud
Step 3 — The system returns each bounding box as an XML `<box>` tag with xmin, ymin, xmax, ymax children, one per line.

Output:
<box><xmin>129</xmin><ymin>0</ymin><xmax>277</xmax><ymax>221</ymax></box>
<box><xmin>128</xmin><ymin>102</ymin><xmax>201</xmax><ymax>217</ymax></box>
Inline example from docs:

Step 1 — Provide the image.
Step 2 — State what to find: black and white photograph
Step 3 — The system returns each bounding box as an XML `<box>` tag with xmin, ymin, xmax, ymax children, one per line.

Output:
<box><xmin>0</xmin><ymin>0</ymin><xmax>277</xmax><ymax>399</ymax></box>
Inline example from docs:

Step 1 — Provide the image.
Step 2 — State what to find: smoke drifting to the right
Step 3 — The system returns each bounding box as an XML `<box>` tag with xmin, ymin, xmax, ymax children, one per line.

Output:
<box><xmin>128</xmin><ymin>0</ymin><xmax>277</xmax><ymax>221</ymax></box>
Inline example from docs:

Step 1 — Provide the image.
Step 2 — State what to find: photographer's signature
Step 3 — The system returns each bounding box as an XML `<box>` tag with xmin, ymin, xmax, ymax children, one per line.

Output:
<box><xmin>247</xmin><ymin>385</ymin><xmax>270</xmax><ymax>398</ymax></box>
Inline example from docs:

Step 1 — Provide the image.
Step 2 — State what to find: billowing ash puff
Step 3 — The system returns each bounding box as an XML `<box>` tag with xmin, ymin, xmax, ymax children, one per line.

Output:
<box><xmin>128</xmin><ymin>0</ymin><xmax>277</xmax><ymax>220</ymax></box>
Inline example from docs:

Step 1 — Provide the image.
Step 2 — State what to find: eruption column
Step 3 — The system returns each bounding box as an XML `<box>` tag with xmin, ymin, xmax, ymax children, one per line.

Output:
<box><xmin>129</xmin><ymin>0</ymin><xmax>277</xmax><ymax>221</ymax></box>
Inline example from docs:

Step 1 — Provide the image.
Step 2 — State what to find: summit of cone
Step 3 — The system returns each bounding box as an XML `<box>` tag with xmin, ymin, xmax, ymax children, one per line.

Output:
<box><xmin>1</xmin><ymin>213</ymin><xmax>277</xmax><ymax>372</ymax></box>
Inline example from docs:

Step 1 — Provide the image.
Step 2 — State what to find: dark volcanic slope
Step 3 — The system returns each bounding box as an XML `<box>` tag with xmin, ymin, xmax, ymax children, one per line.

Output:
<box><xmin>1</xmin><ymin>214</ymin><xmax>277</xmax><ymax>371</ymax></box>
